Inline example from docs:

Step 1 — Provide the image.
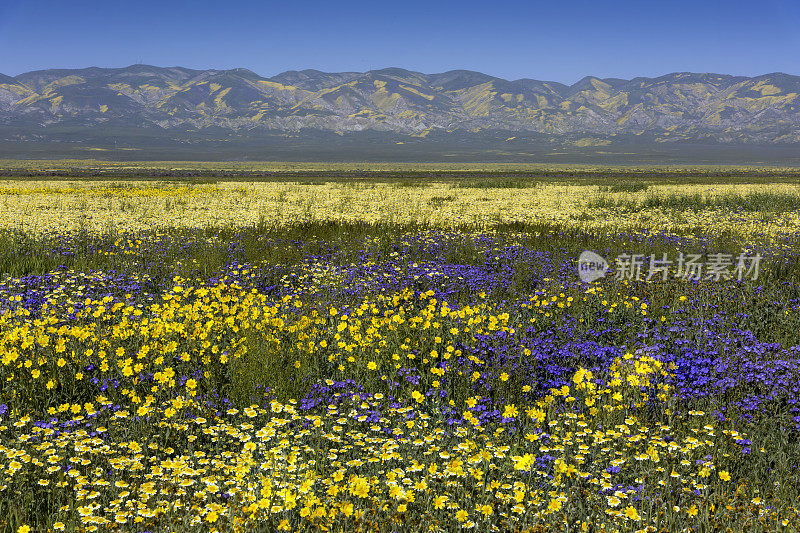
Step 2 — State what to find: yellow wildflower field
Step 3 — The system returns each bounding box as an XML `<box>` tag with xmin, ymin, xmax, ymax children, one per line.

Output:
<box><xmin>0</xmin><ymin>180</ymin><xmax>799</xmax><ymax>243</ymax></box>
<box><xmin>0</xmin><ymin>174</ymin><xmax>798</xmax><ymax>532</ymax></box>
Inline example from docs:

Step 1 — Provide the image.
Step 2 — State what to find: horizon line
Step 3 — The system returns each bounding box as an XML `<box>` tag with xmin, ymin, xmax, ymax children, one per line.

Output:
<box><xmin>5</xmin><ymin>64</ymin><xmax>797</xmax><ymax>87</ymax></box>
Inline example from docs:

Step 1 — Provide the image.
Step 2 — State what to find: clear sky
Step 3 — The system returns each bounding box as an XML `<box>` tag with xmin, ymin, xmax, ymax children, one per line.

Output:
<box><xmin>1</xmin><ymin>0</ymin><xmax>798</xmax><ymax>84</ymax></box>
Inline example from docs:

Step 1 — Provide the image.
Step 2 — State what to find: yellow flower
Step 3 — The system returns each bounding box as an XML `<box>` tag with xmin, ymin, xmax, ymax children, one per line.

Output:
<box><xmin>18</xmin><ymin>527</ymin><xmax>30</xmax><ymax>533</ymax></box>
<box><xmin>547</xmin><ymin>498</ymin><xmax>562</xmax><ymax>512</ymax></box>
<box><xmin>527</xmin><ymin>407</ymin><xmax>546</xmax><ymax>424</ymax></box>
<box><xmin>503</xmin><ymin>404</ymin><xmax>518</xmax><ymax>418</ymax></box>
<box><xmin>349</xmin><ymin>476</ymin><xmax>370</xmax><ymax>498</ymax></box>
<box><xmin>718</xmin><ymin>470</ymin><xmax>731</xmax><ymax>481</ymax></box>
<box><xmin>623</xmin><ymin>506</ymin><xmax>640</xmax><ymax>521</ymax></box>
<box><xmin>513</xmin><ymin>453</ymin><xmax>534</xmax><ymax>471</ymax></box>
<box><xmin>367</xmin><ymin>361</ymin><xmax>377</xmax><ymax>370</ymax></box>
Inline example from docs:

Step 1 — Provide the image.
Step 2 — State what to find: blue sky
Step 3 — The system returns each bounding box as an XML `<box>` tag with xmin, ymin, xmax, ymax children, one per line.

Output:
<box><xmin>1</xmin><ymin>0</ymin><xmax>798</xmax><ymax>83</ymax></box>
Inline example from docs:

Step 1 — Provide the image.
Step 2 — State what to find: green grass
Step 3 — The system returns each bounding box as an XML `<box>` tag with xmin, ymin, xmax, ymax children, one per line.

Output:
<box><xmin>588</xmin><ymin>191</ymin><xmax>800</xmax><ymax>213</ymax></box>
<box><xmin>3</xmin><ymin>160</ymin><xmax>800</xmax><ymax>186</ymax></box>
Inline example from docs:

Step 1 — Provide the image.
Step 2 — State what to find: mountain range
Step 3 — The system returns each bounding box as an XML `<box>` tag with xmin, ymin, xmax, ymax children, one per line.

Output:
<box><xmin>1</xmin><ymin>65</ymin><xmax>799</xmax><ymax>161</ymax></box>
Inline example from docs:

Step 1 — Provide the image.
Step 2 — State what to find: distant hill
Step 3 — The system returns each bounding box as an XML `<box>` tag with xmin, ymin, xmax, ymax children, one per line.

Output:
<box><xmin>1</xmin><ymin>65</ymin><xmax>799</xmax><ymax>162</ymax></box>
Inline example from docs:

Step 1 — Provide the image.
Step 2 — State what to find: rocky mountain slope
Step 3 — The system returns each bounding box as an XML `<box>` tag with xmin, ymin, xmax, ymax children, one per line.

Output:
<box><xmin>1</xmin><ymin>65</ymin><xmax>798</xmax><ymax>144</ymax></box>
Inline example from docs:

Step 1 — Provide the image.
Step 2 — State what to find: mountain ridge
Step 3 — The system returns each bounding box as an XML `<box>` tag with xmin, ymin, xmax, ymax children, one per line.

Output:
<box><xmin>1</xmin><ymin>65</ymin><xmax>799</xmax><ymax>145</ymax></box>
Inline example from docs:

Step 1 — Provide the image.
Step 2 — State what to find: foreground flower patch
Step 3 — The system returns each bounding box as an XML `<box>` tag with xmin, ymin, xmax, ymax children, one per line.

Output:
<box><xmin>0</xmin><ymin>216</ymin><xmax>799</xmax><ymax>532</ymax></box>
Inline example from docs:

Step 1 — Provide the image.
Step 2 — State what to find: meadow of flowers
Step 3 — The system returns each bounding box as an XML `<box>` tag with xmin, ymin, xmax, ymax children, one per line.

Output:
<box><xmin>0</xmin><ymin>174</ymin><xmax>799</xmax><ymax>532</ymax></box>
